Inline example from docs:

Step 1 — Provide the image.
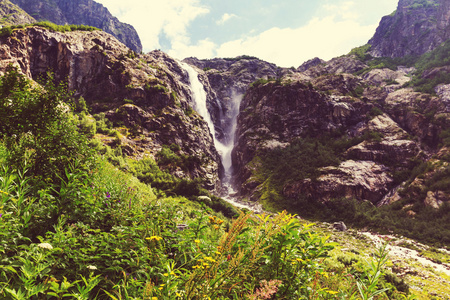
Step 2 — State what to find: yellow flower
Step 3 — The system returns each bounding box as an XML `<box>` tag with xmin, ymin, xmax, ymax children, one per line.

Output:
<box><xmin>194</xmin><ymin>239</ymin><xmax>200</xmax><ymax>244</ymax></box>
<box><xmin>163</xmin><ymin>273</ymin><xmax>169</xmax><ymax>277</ymax></box>
<box><xmin>152</xmin><ymin>298</ymin><xmax>158</xmax><ymax>300</ymax></box>
<box><xmin>326</xmin><ymin>290</ymin><xmax>338</xmax><ymax>295</ymax></box>
<box><xmin>146</xmin><ymin>236</ymin><xmax>163</xmax><ymax>241</ymax></box>
<box><xmin>204</xmin><ymin>256</ymin><xmax>216</xmax><ymax>263</ymax></box>
<box><xmin>0</xmin><ymin>190</ymin><xmax>8</xmax><ymax>195</ymax></box>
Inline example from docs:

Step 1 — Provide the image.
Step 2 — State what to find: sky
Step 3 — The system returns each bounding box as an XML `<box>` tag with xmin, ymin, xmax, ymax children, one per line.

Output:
<box><xmin>94</xmin><ymin>0</ymin><xmax>398</xmax><ymax>68</ymax></box>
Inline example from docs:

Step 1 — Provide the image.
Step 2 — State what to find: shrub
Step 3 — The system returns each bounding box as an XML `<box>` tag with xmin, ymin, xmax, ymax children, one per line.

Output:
<box><xmin>0</xmin><ymin>65</ymin><xmax>92</xmax><ymax>187</ymax></box>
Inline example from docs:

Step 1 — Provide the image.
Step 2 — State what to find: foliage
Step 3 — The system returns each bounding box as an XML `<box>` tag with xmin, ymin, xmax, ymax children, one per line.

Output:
<box><xmin>1</xmin><ymin>141</ymin><xmax>402</xmax><ymax>299</ymax></box>
<box><xmin>249</xmin><ymin>78</ymin><xmax>276</xmax><ymax>88</ymax></box>
<box><xmin>348</xmin><ymin>44</ymin><xmax>373</xmax><ymax>61</ymax></box>
<box><xmin>0</xmin><ymin>21</ymin><xmax>99</xmax><ymax>37</ymax></box>
<box><xmin>251</xmin><ymin>133</ymin><xmax>363</xmax><ymax>210</ymax></box>
<box><xmin>0</xmin><ymin>65</ymin><xmax>93</xmax><ymax>188</ymax></box>
<box><xmin>404</xmin><ymin>39</ymin><xmax>450</xmax><ymax>93</ymax></box>
<box><xmin>408</xmin><ymin>0</ymin><xmax>440</xmax><ymax>9</ymax></box>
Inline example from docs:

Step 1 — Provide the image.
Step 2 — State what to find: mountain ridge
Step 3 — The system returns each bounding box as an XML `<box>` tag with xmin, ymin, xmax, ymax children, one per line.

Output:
<box><xmin>8</xmin><ymin>0</ymin><xmax>142</xmax><ymax>52</ymax></box>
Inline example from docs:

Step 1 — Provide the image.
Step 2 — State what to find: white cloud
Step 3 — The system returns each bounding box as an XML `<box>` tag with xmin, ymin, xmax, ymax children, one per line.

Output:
<box><xmin>216</xmin><ymin>13</ymin><xmax>238</xmax><ymax>25</ymax></box>
<box><xmin>95</xmin><ymin>0</ymin><xmax>209</xmax><ymax>52</ymax></box>
<box><xmin>215</xmin><ymin>5</ymin><xmax>378</xmax><ymax>67</ymax></box>
<box><xmin>168</xmin><ymin>39</ymin><xmax>217</xmax><ymax>60</ymax></box>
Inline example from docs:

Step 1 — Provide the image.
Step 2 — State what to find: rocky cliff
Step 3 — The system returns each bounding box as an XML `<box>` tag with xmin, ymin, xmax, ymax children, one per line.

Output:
<box><xmin>231</xmin><ymin>54</ymin><xmax>449</xmax><ymax>210</ymax></box>
<box><xmin>0</xmin><ymin>26</ymin><xmax>221</xmax><ymax>191</ymax></box>
<box><xmin>9</xmin><ymin>0</ymin><xmax>142</xmax><ymax>52</ymax></box>
<box><xmin>368</xmin><ymin>0</ymin><xmax>445</xmax><ymax>57</ymax></box>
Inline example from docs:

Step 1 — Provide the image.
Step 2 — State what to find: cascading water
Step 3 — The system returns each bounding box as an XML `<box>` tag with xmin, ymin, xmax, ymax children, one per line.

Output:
<box><xmin>180</xmin><ymin>62</ymin><xmax>229</xmax><ymax>170</ymax></box>
<box><xmin>180</xmin><ymin>62</ymin><xmax>243</xmax><ymax>200</ymax></box>
<box><xmin>181</xmin><ymin>62</ymin><xmax>263</xmax><ymax>212</ymax></box>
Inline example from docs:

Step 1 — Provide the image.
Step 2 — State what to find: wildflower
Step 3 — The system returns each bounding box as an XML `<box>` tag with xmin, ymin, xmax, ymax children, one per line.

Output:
<box><xmin>87</xmin><ymin>265</ymin><xmax>97</xmax><ymax>270</ymax></box>
<box><xmin>37</xmin><ymin>242</ymin><xmax>53</xmax><ymax>250</ymax></box>
<box><xmin>194</xmin><ymin>239</ymin><xmax>200</xmax><ymax>244</ymax></box>
<box><xmin>0</xmin><ymin>190</ymin><xmax>8</xmax><ymax>195</ymax></box>
<box><xmin>163</xmin><ymin>273</ymin><xmax>169</xmax><ymax>277</ymax></box>
<box><xmin>326</xmin><ymin>290</ymin><xmax>338</xmax><ymax>295</ymax></box>
<box><xmin>152</xmin><ymin>297</ymin><xmax>158</xmax><ymax>300</ymax></box>
<box><xmin>204</xmin><ymin>256</ymin><xmax>216</xmax><ymax>263</ymax></box>
<box><xmin>146</xmin><ymin>236</ymin><xmax>163</xmax><ymax>241</ymax></box>
<box><xmin>106</xmin><ymin>192</ymin><xmax>111</xmax><ymax>198</ymax></box>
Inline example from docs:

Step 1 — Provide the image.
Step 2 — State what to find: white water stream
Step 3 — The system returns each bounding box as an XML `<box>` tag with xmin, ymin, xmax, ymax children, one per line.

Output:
<box><xmin>180</xmin><ymin>62</ymin><xmax>235</xmax><ymax>181</ymax></box>
<box><xmin>180</xmin><ymin>62</ymin><xmax>262</xmax><ymax>211</ymax></box>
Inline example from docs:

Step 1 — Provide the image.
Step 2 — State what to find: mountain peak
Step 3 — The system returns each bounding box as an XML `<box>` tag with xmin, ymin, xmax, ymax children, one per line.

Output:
<box><xmin>368</xmin><ymin>0</ymin><xmax>446</xmax><ymax>58</ymax></box>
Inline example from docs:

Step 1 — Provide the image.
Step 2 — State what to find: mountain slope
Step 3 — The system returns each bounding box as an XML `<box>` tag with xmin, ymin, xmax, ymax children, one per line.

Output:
<box><xmin>9</xmin><ymin>0</ymin><xmax>142</xmax><ymax>52</ymax></box>
<box><xmin>0</xmin><ymin>0</ymin><xmax>35</xmax><ymax>25</ymax></box>
<box><xmin>0</xmin><ymin>26</ymin><xmax>222</xmax><ymax>192</ymax></box>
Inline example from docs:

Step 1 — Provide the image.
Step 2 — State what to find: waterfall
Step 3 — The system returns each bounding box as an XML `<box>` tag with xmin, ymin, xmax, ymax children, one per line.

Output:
<box><xmin>180</xmin><ymin>62</ymin><xmax>239</xmax><ymax>187</ymax></box>
<box><xmin>180</xmin><ymin>62</ymin><xmax>231</xmax><ymax>177</ymax></box>
<box><xmin>180</xmin><ymin>61</ymin><xmax>263</xmax><ymax>212</ymax></box>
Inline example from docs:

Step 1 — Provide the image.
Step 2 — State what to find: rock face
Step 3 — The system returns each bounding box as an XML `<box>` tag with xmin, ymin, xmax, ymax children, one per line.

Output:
<box><xmin>232</xmin><ymin>74</ymin><xmax>371</xmax><ymax>198</ymax></box>
<box><xmin>297</xmin><ymin>57</ymin><xmax>325</xmax><ymax>72</ymax></box>
<box><xmin>0</xmin><ymin>0</ymin><xmax>35</xmax><ymax>25</ymax></box>
<box><xmin>284</xmin><ymin>160</ymin><xmax>394</xmax><ymax>204</ymax></box>
<box><xmin>0</xmin><ymin>27</ymin><xmax>221</xmax><ymax>191</ymax></box>
<box><xmin>231</xmin><ymin>52</ymin><xmax>449</xmax><ymax>206</ymax></box>
<box><xmin>368</xmin><ymin>0</ymin><xmax>445</xmax><ymax>57</ymax></box>
<box><xmin>9</xmin><ymin>0</ymin><xmax>142</xmax><ymax>52</ymax></box>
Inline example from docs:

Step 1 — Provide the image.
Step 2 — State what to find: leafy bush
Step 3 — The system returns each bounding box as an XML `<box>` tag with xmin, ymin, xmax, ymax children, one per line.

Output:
<box><xmin>93</xmin><ymin>113</ymin><xmax>114</xmax><ymax>135</ymax></box>
<box><xmin>0</xmin><ymin>65</ymin><xmax>92</xmax><ymax>187</ymax></box>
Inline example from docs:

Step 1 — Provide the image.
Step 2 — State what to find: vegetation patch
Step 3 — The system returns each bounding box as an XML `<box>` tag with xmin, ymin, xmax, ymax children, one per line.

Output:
<box><xmin>0</xmin><ymin>21</ymin><xmax>99</xmax><ymax>37</ymax></box>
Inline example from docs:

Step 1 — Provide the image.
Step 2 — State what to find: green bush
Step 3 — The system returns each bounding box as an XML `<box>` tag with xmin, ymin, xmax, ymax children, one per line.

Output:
<box><xmin>0</xmin><ymin>65</ymin><xmax>92</xmax><ymax>187</ymax></box>
<box><xmin>94</xmin><ymin>112</ymin><xmax>114</xmax><ymax>135</ymax></box>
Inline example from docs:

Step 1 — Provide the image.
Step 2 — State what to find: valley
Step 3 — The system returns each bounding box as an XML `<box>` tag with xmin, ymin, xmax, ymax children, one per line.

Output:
<box><xmin>0</xmin><ymin>0</ymin><xmax>449</xmax><ymax>298</ymax></box>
